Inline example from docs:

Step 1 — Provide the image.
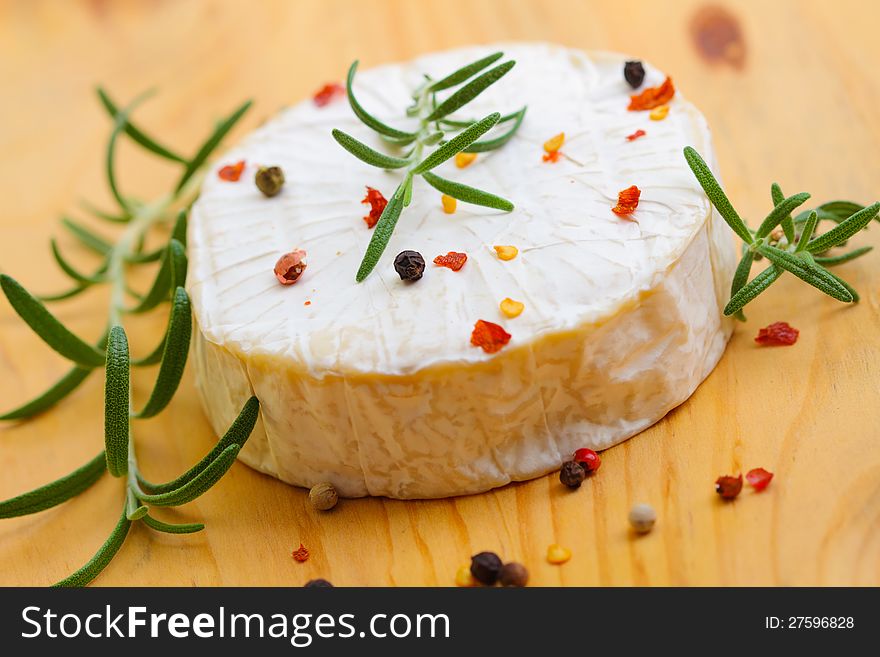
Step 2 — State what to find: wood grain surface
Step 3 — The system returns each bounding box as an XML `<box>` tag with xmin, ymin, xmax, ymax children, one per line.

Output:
<box><xmin>1</xmin><ymin>0</ymin><xmax>879</xmax><ymax>587</ymax></box>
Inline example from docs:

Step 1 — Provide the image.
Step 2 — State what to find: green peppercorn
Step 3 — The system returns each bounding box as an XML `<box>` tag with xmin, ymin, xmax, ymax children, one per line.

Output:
<box><xmin>498</xmin><ymin>562</ymin><xmax>529</xmax><ymax>587</ymax></box>
<box><xmin>628</xmin><ymin>503</ymin><xmax>657</xmax><ymax>534</ymax></box>
<box><xmin>559</xmin><ymin>460</ymin><xmax>586</xmax><ymax>488</ymax></box>
<box><xmin>624</xmin><ymin>61</ymin><xmax>645</xmax><ymax>89</ymax></box>
<box><xmin>255</xmin><ymin>165</ymin><xmax>285</xmax><ymax>197</ymax></box>
<box><xmin>394</xmin><ymin>250</ymin><xmax>425</xmax><ymax>282</ymax></box>
<box><xmin>304</xmin><ymin>578</ymin><xmax>333</xmax><ymax>588</ymax></box>
<box><xmin>470</xmin><ymin>551</ymin><xmax>502</xmax><ymax>585</ymax></box>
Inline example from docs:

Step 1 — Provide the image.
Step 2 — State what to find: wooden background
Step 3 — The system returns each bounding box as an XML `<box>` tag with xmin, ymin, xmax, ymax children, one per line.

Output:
<box><xmin>1</xmin><ymin>0</ymin><xmax>879</xmax><ymax>586</ymax></box>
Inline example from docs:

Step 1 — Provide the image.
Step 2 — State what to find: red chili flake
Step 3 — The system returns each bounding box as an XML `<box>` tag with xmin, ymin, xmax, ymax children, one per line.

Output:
<box><xmin>292</xmin><ymin>543</ymin><xmax>310</xmax><ymax>562</ymax></box>
<box><xmin>470</xmin><ymin>319</ymin><xmax>512</xmax><ymax>354</ymax></box>
<box><xmin>361</xmin><ymin>186</ymin><xmax>388</xmax><ymax>229</ymax></box>
<box><xmin>628</xmin><ymin>76</ymin><xmax>675</xmax><ymax>111</ymax></box>
<box><xmin>573</xmin><ymin>447</ymin><xmax>601</xmax><ymax>473</ymax></box>
<box><xmin>218</xmin><ymin>160</ymin><xmax>245</xmax><ymax>182</ymax></box>
<box><xmin>274</xmin><ymin>249</ymin><xmax>308</xmax><ymax>285</ymax></box>
<box><xmin>542</xmin><ymin>150</ymin><xmax>562</xmax><ymax>163</ymax></box>
<box><xmin>626</xmin><ymin>129</ymin><xmax>647</xmax><ymax>142</ymax></box>
<box><xmin>433</xmin><ymin>251</ymin><xmax>468</xmax><ymax>271</ymax></box>
<box><xmin>304</xmin><ymin>300</ymin><xmax>312</xmax><ymax>306</ymax></box>
<box><xmin>755</xmin><ymin>321</ymin><xmax>799</xmax><ymax>346</ymax></box>
<box><xmin>313</xmin><ymin>82</ymin><xmax>345</xmax><ymax>107</ymax></box>
<box><xmin>746</xmin><ymin>467</ymin><xmax>774</xmax><ymax>492</ymax></box>
<box><xmin>612</xmin><ymin>185</ymin><xmax>641</xmax><ymax>217</ymax></box>
<box><xmin>715</xmin><ymin>474</ymin><xmax>743</xmax><ymax>500</ymax></box>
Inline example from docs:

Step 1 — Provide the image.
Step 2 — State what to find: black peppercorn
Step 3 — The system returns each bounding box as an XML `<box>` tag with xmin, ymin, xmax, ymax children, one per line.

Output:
<box><xmin>470</xmin><ymin>551</ymin><xmax>503</xmax><ymax>585</ymax></box>
<box><xmin>393</xmin><ymin>250</ymin><xmax>425</xmax><ymax>282</ymax></box>
<box><xmin>255</xmin><ymin>165</ymin><xmax>285</xmax><ymax>197</ymax></box>
<box><xmin>559</xmin><ymin>460</ymin><xmax>586</xmax><ymax>488</ymax></box>
<box><xmin>304</xmin><ymin>578</ymin><xmax>334</xmax><ymax>588</ymax></box>
<box><xmin>624</xmin><ymin>61</ymin><xmax>646</xmax><ymax>89</ymax></box>
<box><xmin>498</xmin><ymin>562</ymin><xmax>529</xmax><ymax>587</ymax></box>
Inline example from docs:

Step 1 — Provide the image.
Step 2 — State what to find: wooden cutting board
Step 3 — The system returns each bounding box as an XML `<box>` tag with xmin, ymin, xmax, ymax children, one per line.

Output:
<box><xmin>2</xmin><ymin>0</ymin><xmax>879</xmax><ymax>586</ymax></box>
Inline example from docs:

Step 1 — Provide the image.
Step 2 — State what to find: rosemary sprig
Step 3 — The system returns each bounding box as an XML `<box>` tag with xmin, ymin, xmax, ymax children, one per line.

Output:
<box><xmin>334</xmin><ymin>52</ymin><xmax>526</xmax><ymax>281</ymax></box>
<box><xmin>0</xmin><ymin>87</ymin><xmax>261</xmax><ymax>586</ymax></box>
<box><xmin>683</xmin><ymin>146</ymin><xmax>879</xmax><ymax>319</ymax></box>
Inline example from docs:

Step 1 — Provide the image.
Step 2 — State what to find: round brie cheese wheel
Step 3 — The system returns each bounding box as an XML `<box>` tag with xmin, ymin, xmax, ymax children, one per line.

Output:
<box><xmin>188</xmin><ymin>43</ymin><xmax>736</xmax><ymax>499</ymax></box>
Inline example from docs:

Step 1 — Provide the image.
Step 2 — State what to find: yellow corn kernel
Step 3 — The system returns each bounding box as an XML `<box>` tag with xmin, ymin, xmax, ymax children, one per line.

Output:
<box><xmin>493</xmin><ymin>245</ymin><xmax>519</xmax><ymax>261</ymax></box>
<box><xmin>455</xmin><ymin>564</ymin><xmax>476</xmax><ymax>587</ymax></box>
<box><xmin>500</xmin><ymin>298</ymin><xmax>524</xmax><ymax>318</ymax></box>
<box><xmin>441</xmin><ymin>194</ymin><xmax>457</xmax><ymax>214</ymax></box>
<box><xmin>543</xmin><ymin>132</ymin><xmax>565</xmax><ymax>153</ymax></box>
<box><xmin>649</xmin><ymin>105</ymin><xmax>669</xmax><ymax>121</ymax></box>
<box><xmin>455</xmin><ymin>152</ymin><xmax>477</xmax><ymax>169</ymax></box>
<box><xmin>546</xmin><ymin>543</ymin><xmax>572</xmax><ymax>565</ymax></box>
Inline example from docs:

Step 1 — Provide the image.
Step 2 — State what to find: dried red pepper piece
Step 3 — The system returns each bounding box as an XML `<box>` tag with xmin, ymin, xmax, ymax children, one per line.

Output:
<box><xmin>313</xmin><ymin>82</ymin><xmax>345</xmax><ymax>107</ymax></box>
<box><xmin>715</xmin><ymin>474</ymin><xmax>743</xmax><ymax>500</ymax></box>
<box><xmin>746</xmin><ymin>468</ymin><xmax>774</xmax><ymax>492</ymax></box>
<box><xmin>573</xmin><ymin>447</ymin><xmax>601</xmax><ymax>473</ymax></box>
<box><xmin>292</xmin><ymin>543</ymin><xmax>310</xmax><ymax>562</ymax></box>
<box><xmin>433</xmin><ymin>251</ymin><xmax>468</xmax><ymax>271</ymax></box>
<box><xmin>628</xmin><ymin>76</ymin><xmax>675</xmax><ymax>111</ymax></box>
<box><xmin>612</xmin><ymin>185</ymin><xmax>641</xmax><ymax>217</ymax></box>
<box><xmin>755</xmin><ymin>322</ymin><xmax>799</xmax><ymax>346</ymax></box>
<box><xmin>218</xmin><ymin>160</ymin><xmax>245</xmax><ymax>182</ymax></box>
<box><xmin>470</xmin><ymin>319</ymin><xmax>511</xmax><ymax>354</ymax></box>
<box><xmin>626</xmin><ymin>129</ymin><xmax>647</xmax><ymax>142</ymax></box>
<box><xmin>361</xmin><ymin>186</ymin><xmax>388</xmax><ymax>229</ymax></box>
<box><xmin>542</xmin><ymin>150</ymin><xmax>562</xmax><ymax>163</ymax></box>
<box><xmin>274</xmin><ymin>249</ymin><xmax>308</xmax><ymax>285</ymax></box>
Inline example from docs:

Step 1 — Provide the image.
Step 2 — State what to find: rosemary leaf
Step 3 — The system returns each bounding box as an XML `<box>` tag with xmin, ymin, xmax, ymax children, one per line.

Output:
<box><xmin>403</xmin><ymin>175</ymin><xmax>414</xmax><ymax>207</ymax></box>
<box><xmin>172</xmin><ymin>209</ymin><xmax>188</xmax><ymax>247</ymax></box>
<box><xmin>345</xmin><ymin>61</ymin><xmax>417</xmax><ymax>141</ymax></box>
<box><xmin>729</xmin><ymin>251</ymin><xmax>754</xmax><ymax>322</ymax></box>
<box><xmin>78</xmin><ymin>199</ymin><xmax>130</xmax><ymax>224</ymax></box>
<box><xmin>806</xmin><ymin>202</ymin><xmax>880</xmax><ymax>254</ymax></box>
<box><xmin>683</xmin><ymin>147</ymin><xmax>753</xmax><ymax>245</ymax></box>
<box><xmin>795</xmin><ymin>210</ymin><xmax>819</xmax><ymax>253</ymax></box>
<box><xmin>134</xmin><ymin>287</ymin><xmax>191</xmax><ymax>418</ymax></box>
<box><xmin>425</xmin><ymin>61</ymin><xmax>515</xmax><ymax>122</ymax></box>
<box><xmin>38</xmin><ymin>284</ymin><xmax>90</xmax><ymax>303</ymax></box>
<box><xmin>169</xmin><ymin>238</ymin><xmax>187</xmax><ymax>290</ymax></box>
<box><xmin>125</xmin><ymin>488</ymin><xmax>149</xmax><ymax>521</ymax></box>
<box><xmin>0</xmin><ymin>365</ymin><xmax>92</xmax><ymax>420</ymax></box>
<box><xmin>427</xmin><ymin>52</ymin><xmax>504</xmax><ymax>92</ymax></box>
<box><xmin>128</xmin><ymin>239</ymin><xmax>185</xmax><ymax>313</ymax></box>
<box><xmin>124</xmin><ymin>246</ymin><xmax>164</xmax><ymax>264</ymax></box>
<box><xmin>770</xmin><ymin>183</ymin><xmax>796</xmax><ymax>245</ymax></box>
<box><xmin>61</xmin><ymin>217</ymin><xmax>113</xmax><ymax>255</ymax></box>
<box><xmin>814</xmin><ymin>246</ymin><xmax>873</xmax><ymax>266</ymax></box>
<box><xmin>50</xmin><ymin>239</ymin><xmax>106</xmax><ymax>284</ymax></box>
<box><xmin>137</xmin><ymin>396</ymin><xmax>259</xmax><ymax>494</ymax></box>
<box><xmin>422</xmin><ymin>171</ymin><xmax>514</xmax><ymax>210</ymax></box>
<box><xmin>757</xmin><ymin>245</ymin><xmax>853</xmax><ymax>302</ymax></box>
<box><xmin>438</xmin><ymin>107</ymin><xmax>524</xmax><ymax>129</ymax></box>
<box><xmin>0</xmin><ymin>275</ymin><xmax>106</xmax><ymax>367</ymax></box>
<box><xmin>724</xmin><ymin>265</ymin><xmax>783</xmax><ymax>316</ymax></box>
<box><xmin>755</xmin><ymin>192</ymin><xmax>810</xmax><ymax>239</ymax></box>
<box><xmin>176</xmin><ymin>100</ymin><xmax>253</xmax><ymax>193</ymax></box>
<box><xmin>136</xmin><ymin>444</ymin><xmax>241</xmax><ymax>507</ymax></box>
<box><xmin>53</xmin><ymin>509</ymin><xmax>131</xmax><ymax>587</ymax></box>
<box><xmin>412</xmin><ymin>112</ymin><xmax>500</xmax><ymax>174</ymax></box>
<box><xmin>97</xmin><ymin>87</ymin><xmax>187</xmax><ymax>164</ymax></box>
<box><xmin>106</xmin><ymin>92</ymin><xmax>156</xmax><ymax>212</ymax></box>
<box><xmin>794</xmin><ymin>200</ymin><xmax>868</xmax><ymax>225</ymax></box>
<box><xmin>355</xmin><ymin>181</ymin><xmax>407</xmax><ymax>282</ymax></box>
<box><xmin>142</xmin><ymin>514</ymin><xmax>205</xmax><ymax>534</ymax></box>
<box><xmin>104</xmin><ymin>325</ymin><xmax>130</xmax><ymax>477</ymax></box>
<box><xmin>464</xmin><ymin>106</ymin><xmax>527</xmax><ymax>153</ymax></box>
<box><xmin>0</xmin><ymin>452</ymin><xmax>105</xmax><ymax>518</ymax></box>
<box><xmin>331</xmin><ymin>129</ymin><xmax>411</xmax><ymax>169</ymax></box>
<box><xmin>821</xmin><ymin>265</ymin><xmax>860</xmax><ymax>303</ymax></box>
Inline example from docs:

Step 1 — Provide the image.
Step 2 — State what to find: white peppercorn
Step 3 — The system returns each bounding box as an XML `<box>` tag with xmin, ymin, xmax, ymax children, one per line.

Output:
<box><xmin>628</xmin><ymin>503</ymin><xmax>657</xmax><ymax>534</ymax></box>
<box><xmin>309</xmin><ymin>482</ymin><xmax>338</xmax><ymax>511</ymax></box>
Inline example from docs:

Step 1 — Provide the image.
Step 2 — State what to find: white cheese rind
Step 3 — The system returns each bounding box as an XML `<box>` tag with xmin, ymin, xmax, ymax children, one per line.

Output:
<box><xmin>188</xmin><ymin>43</ymin><xmax>736</xmax><ymax>499</ymax></box>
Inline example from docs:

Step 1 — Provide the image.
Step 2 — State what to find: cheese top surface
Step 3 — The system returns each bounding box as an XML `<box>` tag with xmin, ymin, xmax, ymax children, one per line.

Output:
<box><xmin>189</xmin><ymin>43</ymin><xmax>715</xmax><ymax>376</ymax></box>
